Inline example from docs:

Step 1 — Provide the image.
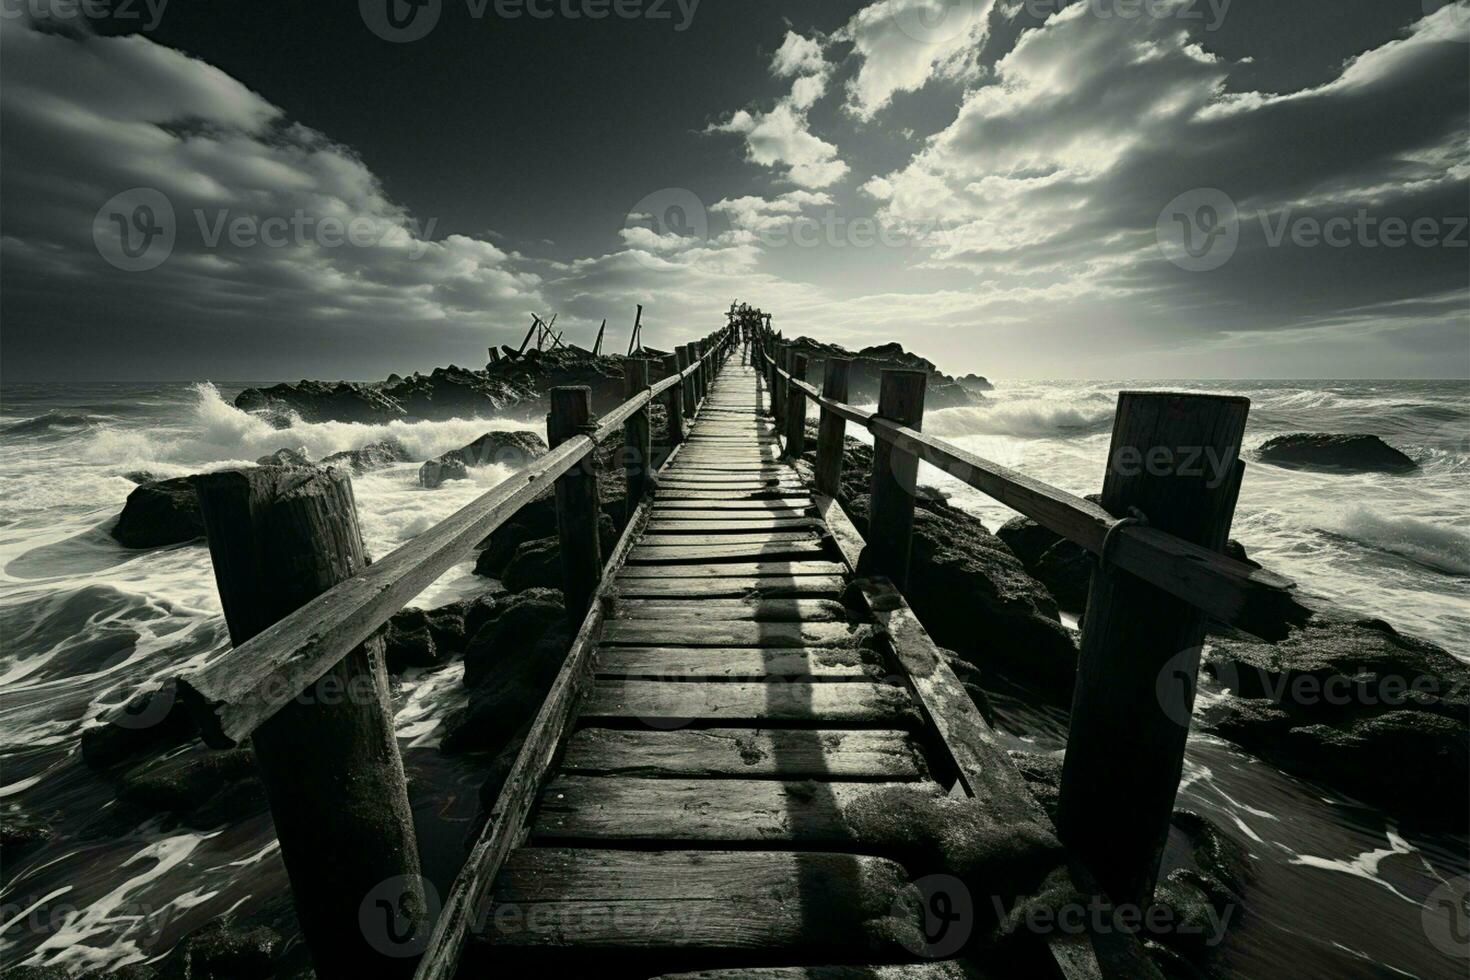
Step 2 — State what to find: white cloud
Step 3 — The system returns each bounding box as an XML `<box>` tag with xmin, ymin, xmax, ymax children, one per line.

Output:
<box><xmin>708</xmin><ymin>31</ymin><xmax>849</xmax><ymax>189</ymax></box>
<box><xmin>839</xmin><ymin>0</ymin><xmax>996</xmax><ymax>121</ymax></box>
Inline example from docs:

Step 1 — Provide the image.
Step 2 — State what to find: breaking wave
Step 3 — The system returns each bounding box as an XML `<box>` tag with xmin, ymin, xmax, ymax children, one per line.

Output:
<box><xmin>1325</xmin><ymin>505</ymin><xmax>1470</xmax><ymax>576</ymax></box>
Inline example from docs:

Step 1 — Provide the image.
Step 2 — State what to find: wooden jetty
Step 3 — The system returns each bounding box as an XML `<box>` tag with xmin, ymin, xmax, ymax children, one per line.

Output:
<box><xmin>166</xmin><ymin>314</ymin><xmax>1311</xmax><ymax>979</ymax></box>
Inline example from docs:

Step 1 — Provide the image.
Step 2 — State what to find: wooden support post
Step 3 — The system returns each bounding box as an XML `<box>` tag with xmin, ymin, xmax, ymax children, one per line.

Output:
<box><xmin>863</xmin><ymin>369</ymin><xmax>927</xmax><ymax>589</ymax></box>
<box><xmin>784</xmin><ymin>352</ymin><xmax>807</xmax><ymax>460</ymax></box>
<box><xmin>593</xmin><ymin>319</ymin><xmax>606</xmax><ymax>357</ymax></box>
<box><xmin>547</xmin><ymin>387</ymin><xmax>603</xmax><ymax>618</ymax></box>
<box><xmin>190</xmin><ymin>467</ymin><xmax>425</xmax><ymax>979</ymax></box>
<box><xmin>814</xmin><ymin>357</ymin><xmax>850</xmax><ymax>497</ymax></box>
<box><xmin>765</xmin><ymin>337</ymin><xmax>779</xmax><ymax>418</ymax></box>
<box><xmin>693</xmin><ymin>341</ymin><xmax>706</xmax><ymax>404</ymax></box>
<box><xmin>627</xmin><ymin>304</ymin><xmax>643</xmax><ymax>355</ymax></box>
<box><xmin>677</xmin><ymin>345</ymin><xmax>697</xmax><ymax>417</ymax></box>
<box><xmin>487</xmin><ymin>347</ymin><xmax>501</xmax><ymax>365</ymax></box>
<box><xmin>1058</xmin><ymin>391</ymin><xmax>1249</xmax><ymax>911</ymax></box>
<box><xmin>623</xmin><ymin>359</ymin><xmax>652</xmax><ymax>508</ymax></box>
<box><xmin>662</xmin><ymin>353</ymin><xmax>685</xmax><ymax>449</ymax></box>
<box><xmin>517</xmin><ymin>318</ymin><xmax>537</xmax><ymax>354</ymax></box>
<box><xmin>771</xmin><ymin>343</ymin><xmax>787</xmax><ymax>428</ymax></box>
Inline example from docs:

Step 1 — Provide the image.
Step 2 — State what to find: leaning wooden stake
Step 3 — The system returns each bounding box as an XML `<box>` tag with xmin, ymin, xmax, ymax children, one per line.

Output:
<box><xmin>662</xmin><ymin>353</ymin><xmax>685</xmax><ymax>449</ymax></box>
<box><xmin>1058</xmin><ymin>391</ymin><xmax>1250</xmax><ymax>911</ymax></box>
<box><xmin>623</xmin><ymin>358</ymin><xmax>652</xmax><ymax>509</ymax></box>
<box><xmin>784</xmin><ymin>352</ymin><xmax>808</xmax><ymax>459</ymax></box>
<box><xmin>814</xmin><ymin>357</ymin><xmax>850</xmax><ymax>496</ymax></box>
<box><xmin>190</xmin><ymin>467</ymin><xmax>424</xmax><ymax>980</ymax></box>
<box><xmin>627</xmin><ymin>304</ymin><xmax>643</xmax><ymax>355</ymax></box>
<box><xmin>548</xmin><ymin>387</ymin><xmax>604</xmax><ymax>618</ymax></box>
<box><xmin>863</xmin><ymin>369</ymin><xmax>927</xmax><ymax>588</ymax></box>
<box><xmin>592</xmin><ymin>319</ymin><xmax>606</xmax><ymax>357</ymax></box>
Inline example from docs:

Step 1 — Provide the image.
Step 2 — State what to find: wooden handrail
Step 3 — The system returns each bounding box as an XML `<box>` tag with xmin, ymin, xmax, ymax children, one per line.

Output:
<box><xmin>758</xmin><ymin>346</ymin><xmax>1314</xmax><ymax>639</ymax></box>
<box><xmin>176</xmin><ymin>325</ymin><xmax>734</xmax><ymax>747</ymax></box>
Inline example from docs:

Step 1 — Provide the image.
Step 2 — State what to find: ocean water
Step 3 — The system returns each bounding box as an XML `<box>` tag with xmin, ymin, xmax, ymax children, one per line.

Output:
<box><xmin>0</xmin><ymin>378</ymin><xmax>1465</xmax><ymax>977</ymax></box>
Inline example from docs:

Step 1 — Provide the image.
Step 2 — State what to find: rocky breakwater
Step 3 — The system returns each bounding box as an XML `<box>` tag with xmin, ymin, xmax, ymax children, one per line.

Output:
<box><xmin>234</xmin><ymin>345</ymin><xmax>629</xmax><ymax>424</ymax></box>
<box><xmin>785</xmin><ymin>337</ymin><xmax>989</xmax><ymax>409</ymax></box>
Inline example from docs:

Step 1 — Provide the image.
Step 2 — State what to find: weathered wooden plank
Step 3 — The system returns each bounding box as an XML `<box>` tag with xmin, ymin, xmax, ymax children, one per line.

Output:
<box><xmin>559</xmin><ymin>728</ymin><xmax>927</xmax><ymax>780</ymax></box>
<box><xmin>532</xmin><ymin>776</ymin><xmax>942</xmax><ymax>844</ymax></box>
<box><xmin>617</xmin><ymin>560</ymin><xmax>845</xmax><ymax>578</ymax></box>
<box><xmin>581</xmin><ymin>679</ymin><xmax>918</xmax><ymax>727</ymax></box>
<box><xmin>637</xmin><ymin>532</ymin><xmax>820</xmax><ymax>547</ymax></box>
<box><xmin>654</xmin><ymin>490</ymin><xmax>814</xmax><ymax>503</ymax></box>
<box><xmin>600</xmin><ymin>620</ymin><xmax>866</xmax><ymax>648</ymax></box>
<box><xmin>646</xmin><ymin>519</ymin><xmax>820</xmax><ymax>533</ymax></box>
<box><xmin>611</xmin><ymin>576</ymin><xmax>847</xmax><ymax>599</ymax></box>
<box><xmin>652</xmin><ymin>499</ymin><xmax>812</xmax><ymax>512</ymax></box>
<box><xmin>655</xmin><ymin>965</ymin><xmax>981</xmax><ymax>980</ymax></box>
<box><xmin>594</xmin><ymin>646</ymin><xmax>884</xmax><ymax>680</ymax></box>
<box><xmin>607</xmin><ymin>599</ymin><xmax>851</xmax><ymax>622</ymax></box>
<box><xmin>483</xmin><ymin>848</ymin><xmax>918</xmax><ymax>950</ymax></box>
<box><xmin>628</xmin><ymin>541</ymin><xmax>831</xmax><ymax>563</ymax></box>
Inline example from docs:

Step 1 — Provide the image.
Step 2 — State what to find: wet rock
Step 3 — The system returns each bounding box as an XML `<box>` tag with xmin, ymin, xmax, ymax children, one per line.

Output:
<box><xmin>119</xmin><ymin>747</ymin><xmax>266</xmax><ymax>826</ymax></box>
<box><xmin>321</xmin><ymin>439</ymin><xmax>411</xmax><ymax>473</ymax></box>
<box><xmin>419</xmin><ymin>430</ymin><xmax>547</xmax><ymax>488</ymax></box>
<box><xmin>442</xmin><ymin>591</ymin><xmax>572</xmax><ymax>755</ymax></box>
<box><xmin>500</xmin><ymin>516</ymin><xmax>617</xmax><ymax>593</ymax></box>
<box><xmin>158</xmin><ymin>916</ymin><xmax>281</xmax><ymax>979</ymax></box>
<box><xmin>81</xmin><ymin>684</ymin><xmax>198</xmax><ymax>769</ymax></box>
<box><xmin>1257</xmin><ymin>433</ymin><xmax>1418</xmax><ymax>473</ymax></box>
<box><xmin>254</xmin><ymin>447</ymin><xmax>311</xmax><ymax>467</ymax></box>
<box><xmin>959</xmin><ymin>373</ymin><xmax>994</xmax><ymax>392</ymax></box>
<box><xmin>122</xmin><ymin>470</ymin><xmax>159</xmax><ymax>484</ymax></box>
<box><xmin>0</xmin><ymin>806</ymin><xmax>52</xmax><ymax>858</ymax></box>
<box><xmin>111</xmin><ymin>477</ymin><xmax>205</xmax><ymax>549</ymax></box>
<box><xmin>940</xmin><ymin>647</ymin><xmax>997</xmax><ymax>727</ymax></box>
<box><xmin>382</xmin><ymin>590</ymin><xmax>506</xmax><ymax>674</ymax></box>
<box><xmin>234</xmin><ymin>380</ymin><xmax>405</xmax><ymax>425</ymax></box>
<box><xmin>474</xmin><ymin>453</ymin><xmax>629</xmax><ymax>580</ymax></box>
<box><xmin>787</xmin><ymin>337</ymin><xmax>982</xmax><ymax>410</ymax></box>
<box><xmin>418</xmin><ymin>457</ymin><xmax>469</xmax><ymax>488</ymax></box>
<box><xmin>1201</xmin><ymin>617</ymin><xmax>1469</xmax><ymax>827</ymax></box>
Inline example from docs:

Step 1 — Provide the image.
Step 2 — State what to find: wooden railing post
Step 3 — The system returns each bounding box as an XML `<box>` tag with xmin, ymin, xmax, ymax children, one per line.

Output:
<box><xmin>764</xmin><ymin>338</ymin><xmax>779</xmax><ymax>418</ymax></box>
<box><xmin>814</xmin><ymin>357</ymin><xmax>850</xmax><ymax>497</ymax></box>
<box><xmin>772</xmin><ymin>343</ymin><xmax>788</xmax><ymax>428</ymax></box>
<box><xmin>662</xmin><ymin>353</ymin><xmax>685</xmax><ymax>449</ymax></box>
<box><xmin>190</xmin><ymin>467</ymin><xmax>424</xmax><ymax>979</ymax></box>
<box><xmin>623</xmin><ymin>358</ymin><xmax>652</xmax><ymax>508</ymax></box>
<box><xmin>1058</xmin><ymin>391</ymin><xmax>1250</xmax><ymax>911</ymax></box>
<box><xmin>864</xmin><ymin>369</ymin><xmax>927</xmax><ymax>588</ymax></box>
<box><xmin>547</xmin><ymin>387</ymin><xmax>603</xmax><ymax>617</ymax></box>
<box><xmin>696</xmin><ymin>341</ymin><xmax>708</xmax><ymax>402</ymax></box>
<box><xmin>784</xmin><ymin>352</ymin><xmax>807</xmax><ymax>459</ymax></box>
<box><xmin>678</xmin><ymin>344</ymin><xmax>697</xmax><ymax>417</ymax></box>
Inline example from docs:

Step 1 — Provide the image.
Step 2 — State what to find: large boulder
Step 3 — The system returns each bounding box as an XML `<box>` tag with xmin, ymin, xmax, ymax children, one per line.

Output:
<box><xmin>382</xmin><ymin>589</ymin><xmax>506</xmax><ymax>674</ymax></box>
<box><xmin>787</xmin><ymin>337</ymin><xmax>981</xmax><ymax>410</ymax></box>
<box><xmin>1256</xmin><ymin>433</ymin><xmax>1418</xmax><ymax>473</ymax></box>
<box><xmin>110</xmin><ymin>478</ymin><xmax>204</xmax><ymax>549</ymax></box>
<box><xmin>321</xmin><ymin>439</ymin><xmax>411</xmax><ymax>473</ymax></box>
<box><xmin>1200</xmin><ymin>617</ymin><xmax>1469</xmax><ymax>827</ymax></box>
<box><xmin>441</xmin><ymin>590</ymin><xmax>573</xmax><ymax>755</ymax></box>
<box><xmin>234</xmin><ymin>380</ymin><xmax>405</xmax><ymax>424</ymax></box>
<box><xmin>118</xmin><ymin>747</ymin><xmax>267</xmax><ymax>827</ymax></box>
<box><xmin>254</xmin><ymin>447</ymin><xmax>311</xmax><ymax>468</ymax></box>
<box><xmin>418</xmin><ymin>430</ymin><xmax>547</xmax><ymax>488</ymax></box>
<box><xmin>500</xmin><ymin>516</ymin><xmax>618</xmax><ymax>593</ymax></box>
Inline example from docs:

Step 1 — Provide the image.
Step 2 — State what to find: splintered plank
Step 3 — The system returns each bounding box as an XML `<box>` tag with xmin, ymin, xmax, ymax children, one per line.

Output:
<box><xmin>580</xmin><ymin>679</ymin><xmax>919</xmax><ymax>728</ymax></box>
<box><xmin>600</xmin><ymin>620</ymin><xmax>866</xmax><ymax>648</ymax></box>
<box><xmin>531</xmin><ymin>776</ymin><xmax>944</xmax><ymax>845</ymax></box>
<box><xmin>594</xmin><ymin>646</ymin><xmax>884</xmax><ymax>680</ymax></box>
<box><xmin>628</xmin><ymin>541</ymin><xmax>830</xmax><ymax>563</ymax></box>
<box><xmin>483</xmin><ymin>848</ymin><xmax>918</xmax><ymax>950</ymax></box>
<box><xmin>612</xmin><ymin>576</ymin><xmax>848</xmax><ymax>600</ymax></box>
<box><xmin>617</xmin><ymin>561</ymin><xmax>845</xmax><ymax>578</ymax></box>
<box><xmin>559</xmin><ymin>728</ymin><xmax>928</xmax><ymax>780</ymax></box>
<box><xmin>607</xmin><ymin>599</ymin><xmax>852</xmax><ymax>622</ymax></box>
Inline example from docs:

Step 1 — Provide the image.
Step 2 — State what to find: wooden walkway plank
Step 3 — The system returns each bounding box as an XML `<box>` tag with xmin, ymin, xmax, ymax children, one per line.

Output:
<box><xmin>558</xmin><ymin>728</ymin><xmax>929</xmax><ymax>781</ymax></box>
<box><xmin>607</xmin><ymin>599</ymin><xmax>853</xmax><ymax>622</ymax></box>
<box><xmin>593</xmin><ymin>646</ymin><xmax>885</xmax><ymax>680</ymax></box>
<box><xmin>580</xmin><ymin>679</ymin><xmax>920</xmax><ymax>728</ymax></box>
<box><xmin>616</xmin><ymin>560</ymin><xmax>845</xmax><ymax>578</ymax></box>
<box><xmin>611</xmin><ymin>576</ymin><xmax>848</xmax><ymax>599</ymax></box>
<box><xmin>599</xmin><ymin>620</ymin><xmax>868</xmax><ymax>648</ymax></box>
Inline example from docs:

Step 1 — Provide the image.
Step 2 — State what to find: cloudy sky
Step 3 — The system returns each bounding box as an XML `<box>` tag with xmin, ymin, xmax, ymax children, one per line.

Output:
<box><xmin>1</xmin><ymin>0</ymin><xmax>1466</xmax><ymax>381</ymax></box>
